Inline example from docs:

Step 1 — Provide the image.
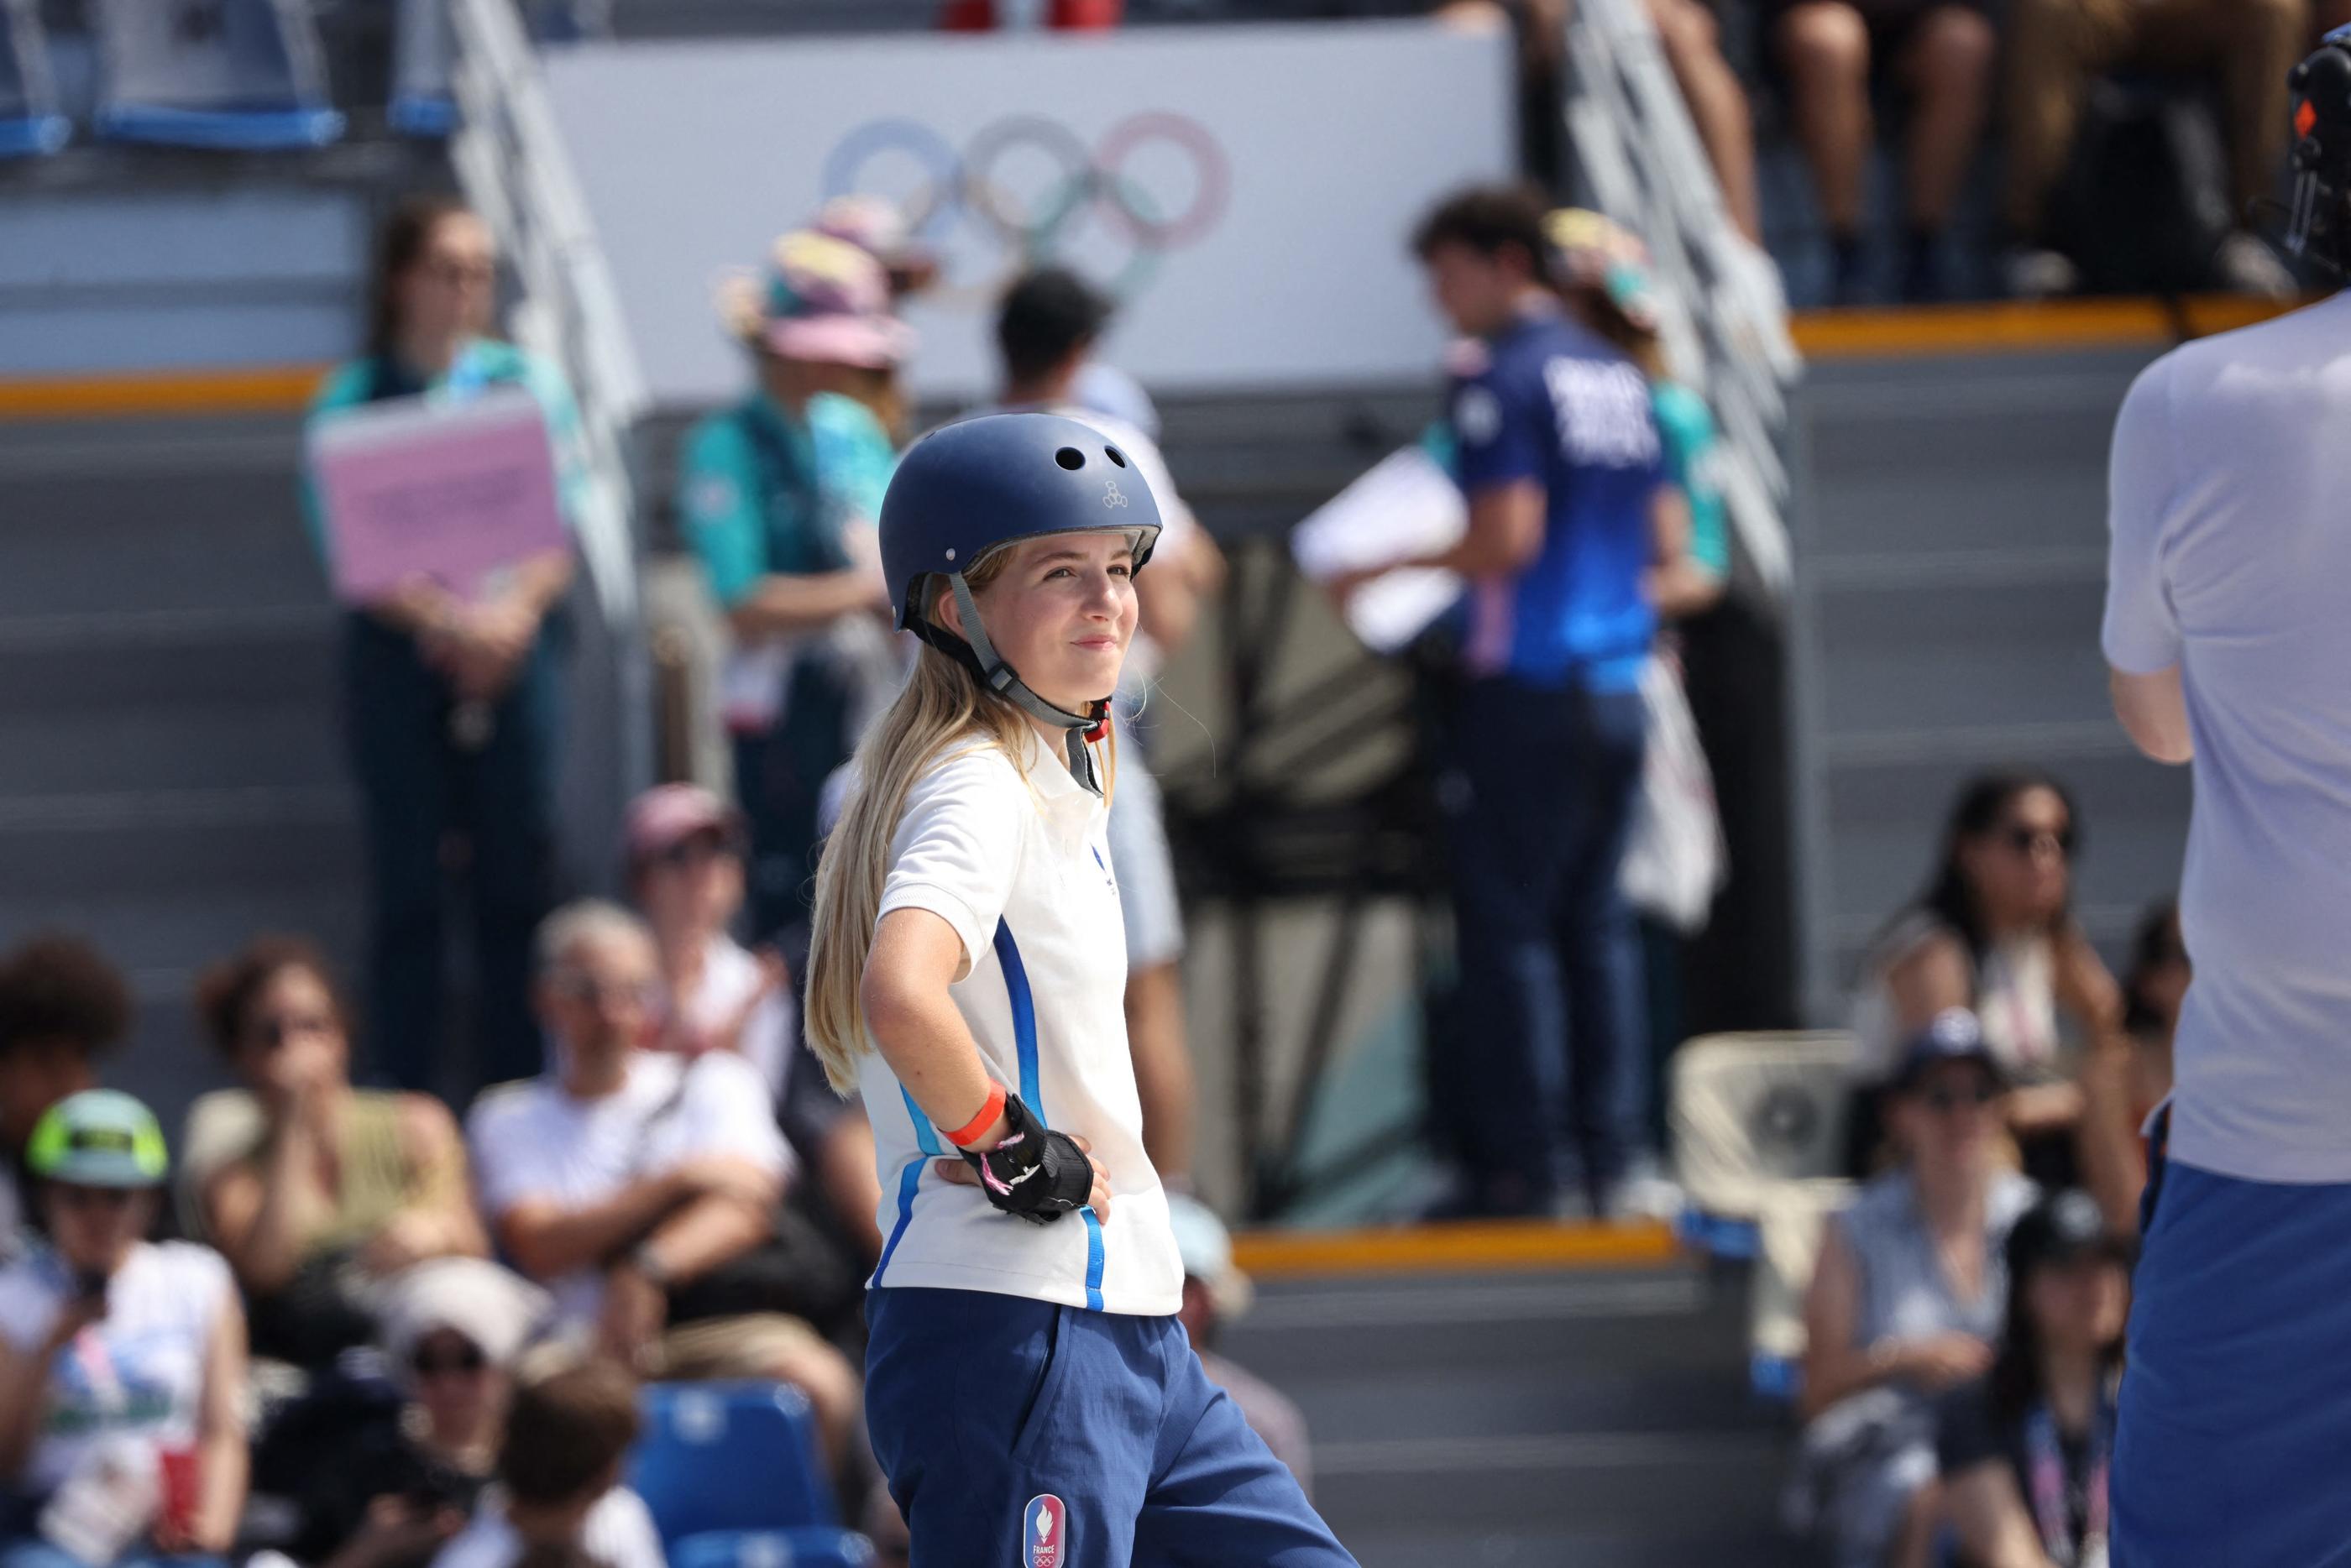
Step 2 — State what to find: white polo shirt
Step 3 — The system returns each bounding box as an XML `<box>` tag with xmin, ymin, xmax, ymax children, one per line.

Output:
<box><xmin>2102</xmin><ymin>290</ymin><xmax>2351</xmax><ymax>1184</ymax></box>
<box><xmin>858</xmin><ymin>726</ymin><xmax>1181</xmax><ymax>1315</ymax></box>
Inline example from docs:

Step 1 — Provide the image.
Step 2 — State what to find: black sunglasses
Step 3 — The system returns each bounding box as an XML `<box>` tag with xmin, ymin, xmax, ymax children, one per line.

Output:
<box><xmin>411</xmin><ymin>1343</ymin><xmax>489</xmax><ymax>1377</ymax></box>
<box><xmin>2003</xmin><ymin>823</ymin><xmax>2076</xmax><ymax>858</ymax></box>
<box><xmin>1922</xmin><ymin>1082</ymin><xmax>2002</xmax><ymax>1112</ymax></box>
<box><xmin>651</xmin><ymin>830</ymin><xmax>742</xmax><ymax>871</ymax></box>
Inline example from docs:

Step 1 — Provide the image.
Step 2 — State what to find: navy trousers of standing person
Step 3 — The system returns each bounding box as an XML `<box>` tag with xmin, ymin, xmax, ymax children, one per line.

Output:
<box><xmin>865</xmin><ymin>1287</ymin><xmax>1356</xmax><ymax>1568</ymax></box>
<box><xmin>343</xmin><ymin>612</ymin><xmax>561</xmax><ymax>1097</ymax></box>
<box><xmin>732</xmin><ymin>661</ymin><xmax>853</xmax><ymax>943</ymax></box>
<box><xmin>1436</xmin><ymin>674</ymin><xmax>1649</xmax><ymax>1215</ymax></box>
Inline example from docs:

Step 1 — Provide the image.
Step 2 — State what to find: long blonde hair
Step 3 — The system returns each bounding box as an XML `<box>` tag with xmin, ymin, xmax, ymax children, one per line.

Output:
<box><xmin>803</xmin><ymin>562</ymin><xmax>1117</xmax><ymax>1092</ymax></box>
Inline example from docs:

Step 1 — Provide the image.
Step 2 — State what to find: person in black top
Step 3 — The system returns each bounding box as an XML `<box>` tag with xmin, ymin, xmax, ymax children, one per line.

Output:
<box><xmin>1936</xmin><ymin>1189</ymin><xmax>2130</xmax><ymax>1568</ymax></box>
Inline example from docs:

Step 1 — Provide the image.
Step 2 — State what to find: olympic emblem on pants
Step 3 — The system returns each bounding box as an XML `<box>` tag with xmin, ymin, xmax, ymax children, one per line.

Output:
<box><xmin>819</xmin><ymin>112</ymin><xmax>1231</xmax><ymax>306</ymax></box>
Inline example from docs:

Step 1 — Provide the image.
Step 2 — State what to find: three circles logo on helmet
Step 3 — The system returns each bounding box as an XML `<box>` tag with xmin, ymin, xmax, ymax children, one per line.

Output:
<box><xmin>1102</xmin><ymin>480</ymin><xmax>1128</xmax><ymax>510</ymax></box>
<box><xmin>820</xmin><ymin>112</ymin><xmax>1231</xmax><ymax>306</ymax></box>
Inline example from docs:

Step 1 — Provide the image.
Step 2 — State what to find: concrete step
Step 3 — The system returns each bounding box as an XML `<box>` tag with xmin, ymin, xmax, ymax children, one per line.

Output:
<box><xmin>1813</xmin><ymin>575</ymin><xmax>2112</xmax><ymax>740</ymax></box>
<box><xmin>0</xmin><ymin>792</ymin><xmax>360</xmax><ymax>902</ymax></box>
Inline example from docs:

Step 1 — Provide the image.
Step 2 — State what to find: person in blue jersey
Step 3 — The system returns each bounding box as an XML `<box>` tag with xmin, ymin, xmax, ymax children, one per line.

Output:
<box><xmin>801</xmin><ymin>414</ymin><xmax>1355</xmax><ymax>1568</ymax></box>
<box><xmin>1341</xmin><ymin>186</ymin><xmax>1685</xmax><ymax>1220</ymax></box>
<box><xmin>679</xmin><ymin>231</ymin><xmax>908</xmax><ymax>944</ymax></box>
<box><xmin>303</xmin><ymin>196</ymin><xmax>585</xmax><ymax>1097</ymax></box>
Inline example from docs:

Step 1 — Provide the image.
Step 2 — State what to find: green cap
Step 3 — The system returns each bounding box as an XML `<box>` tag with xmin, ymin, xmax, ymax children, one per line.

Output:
<box><xmin>25</xmin><ymin>1090</ymin><xmax>167</xmax><ymax>1189</ymax></box>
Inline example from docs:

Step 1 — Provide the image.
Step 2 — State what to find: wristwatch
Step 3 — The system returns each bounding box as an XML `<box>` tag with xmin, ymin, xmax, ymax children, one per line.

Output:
<box><xmin>626</xmin><ymin>1242</ymin><xmax>672</xmax><ymax>1289</ymax></box>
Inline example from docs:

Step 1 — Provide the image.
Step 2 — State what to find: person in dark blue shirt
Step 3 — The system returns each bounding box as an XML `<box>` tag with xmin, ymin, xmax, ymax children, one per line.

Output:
<box><xmin>1345</xmin><ymin>186</ymin><xmax>1685</xmax><ymax>1218</ymax></box>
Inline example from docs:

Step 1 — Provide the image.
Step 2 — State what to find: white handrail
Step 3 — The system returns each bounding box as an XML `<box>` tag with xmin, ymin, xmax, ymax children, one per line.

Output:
<box><xmin>1563</xmin><ymin>0</ymin><xmax>1800</xmax><ymax>597</ymax></box>
<box><xmin>447</xmin><ymin>0</ymin><xmax>647</xmax><ymax>625</ymax></box>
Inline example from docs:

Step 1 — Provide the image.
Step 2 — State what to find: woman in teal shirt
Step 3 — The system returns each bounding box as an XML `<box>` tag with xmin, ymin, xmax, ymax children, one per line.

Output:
<box><xmin>678</xmin><ymin>230</ymin><xmax>905</xmax><ymax>941</ymax></box>
<box><xmin>302</xmin><ymin>196</ymin><xmax>587</xmax><ymax>1096</ymax></box>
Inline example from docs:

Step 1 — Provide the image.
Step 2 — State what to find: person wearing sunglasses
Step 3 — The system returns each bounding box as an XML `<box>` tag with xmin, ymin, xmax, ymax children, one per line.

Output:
<box><xmin>626</xmin><ymin>786</ymin><xmax>882</xmax><ymax>1267</ymax></box>
<box><xmin>1851</xmin><ymin>771</ymin><xmax>2124</xmax><ymax>1179</ymax></box>
<box><xmin>0</xmin><ymin>1092</ymin><xmax>249</xmax><ymax>1568</ymax></box>
<box><xmin>465</xmin><ymin>902</ymin><xmax>857</xmax><ymax>1474</ymax></box>
<box><xmin>287</xmin><ymin>1258</ymin><xmax>549</xmax><ymax>1568</ymax></box>
<box><xmin>192</xmin><ymin>938</ymin><xmax>488</xmax><ymax>1371</ymax></box>
<box><xmin>1794</xmin><ymin>1011</ymin><xmax>2039</xmax><ymax>1568</ymax></box>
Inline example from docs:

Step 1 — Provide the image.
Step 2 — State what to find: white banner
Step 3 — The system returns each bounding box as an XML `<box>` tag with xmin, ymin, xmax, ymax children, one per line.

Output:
<box><xmin>542</xmin><ymin>22</ymin><xmax>1515</xmax><ymax>406</ymax></box>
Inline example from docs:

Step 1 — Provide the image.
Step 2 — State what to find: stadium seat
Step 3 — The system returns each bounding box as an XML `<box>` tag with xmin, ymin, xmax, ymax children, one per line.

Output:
<box><xmin>630</xmin><ymin>1382</ymin><xmax>836</xmax><ymax>1541</ymax></box>
<box><xmin>0</xmin><ymin>0</ymin><xmax>69</xmax><ymax>156</ymax></box>
<box><xmin>92</xmin><ymin>0</ymin><xmax>343</xmax><ymax>150</ymax></box>
<box><xmin>1669</xmin><ymin>1030</ymin><xmax>1859</xmax><ymax>1234</ymax></box>
<box><xmin>670</xmin><ymin>1529</ymin><xmax>875</xmax><ymax>1568</ymax></box>
<box><xmin>388</xmin><ymin>0</ymin><xmax>453</xmax><ymax>138</ymax></box>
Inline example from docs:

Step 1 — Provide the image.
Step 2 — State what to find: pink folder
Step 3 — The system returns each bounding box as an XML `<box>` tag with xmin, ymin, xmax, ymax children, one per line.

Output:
<box><xmin>309</xmin><ymin>385</ymin><xmax>568</xmax><ymax>604</ymax></box>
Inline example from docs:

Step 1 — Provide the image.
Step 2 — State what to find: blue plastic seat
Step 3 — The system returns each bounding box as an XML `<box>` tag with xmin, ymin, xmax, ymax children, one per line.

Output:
<box><xmin>630</xmin><ymin>1382</ymin><xmax>836</xmax><ymax>1542</ymax></box>
<box><xmin>387</xmin><ymin>0</ymin><xmax>452</xmax><ymax>139</ymax></box>
<box><xmin>671</xmin><ymin>1529</ymin><xmax>876</xmax><ymax>1568</ymax></box>
<box><xmin>0</xmin><ymin>0</ymin><xmax>69</xmax><ymax>157</ymax></box>
<box><xmin>91</xmin><ymin>0</ymin><xmax>342</xmax><ymax>150</ymax></box>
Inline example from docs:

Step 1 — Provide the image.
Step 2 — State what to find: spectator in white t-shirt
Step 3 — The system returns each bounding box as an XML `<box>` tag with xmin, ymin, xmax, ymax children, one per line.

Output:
<box><xmin>626</xmin><ymin>786</ymin><xmax>883</xmax><ymax>1265</ymax></box>
<box><xmin>989</xmin><ymin>267</ymin><xmax>1223</xmax><ymax>1183</ymax></box>
<box><xmin>432</xmin><ymin>1356</ymin><xmax>662</xmax><ymax>1568</ymax></box>
<box><xmin>464</xmin><ymin>903</ymin><xmax>856</xmax><ymax>1471</ymax></box>
<box><xmin>0</xmin><ymin>1092</ymin><xmax>248</xmax><ymax>1568</ymax></box>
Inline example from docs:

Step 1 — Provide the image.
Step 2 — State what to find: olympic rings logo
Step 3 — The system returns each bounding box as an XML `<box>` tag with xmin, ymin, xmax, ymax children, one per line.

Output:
<box><xmin>819</xmin><ymin>112</ymin><xmax>1231</xmax><ymax>307</ymax></box>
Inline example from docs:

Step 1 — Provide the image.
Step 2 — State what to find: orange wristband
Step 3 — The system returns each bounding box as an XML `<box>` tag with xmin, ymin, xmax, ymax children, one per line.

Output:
<box><xmin>944</xmin><ymin>1082</ymin><xmax>1008</xmax><ymax>1149</ymax></box>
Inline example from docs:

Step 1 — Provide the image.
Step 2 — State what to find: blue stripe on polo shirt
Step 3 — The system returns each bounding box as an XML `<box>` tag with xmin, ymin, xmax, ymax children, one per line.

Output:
<box><xmin>992</xmin><ymin>919</ymin><xmax>1106</xmax><ymax>1312</ymax></box>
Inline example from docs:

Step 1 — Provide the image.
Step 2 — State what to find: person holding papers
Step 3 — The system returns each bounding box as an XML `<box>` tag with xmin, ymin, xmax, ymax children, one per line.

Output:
<box><xmin>678</xmin><ymin>230</ymin><xmax>909</xmax><ymax>945</ymax></box>
<box><xmin>302</xmin><ymin>196</ymin><xmax>589</xmax><ymax>1100</ymax></box>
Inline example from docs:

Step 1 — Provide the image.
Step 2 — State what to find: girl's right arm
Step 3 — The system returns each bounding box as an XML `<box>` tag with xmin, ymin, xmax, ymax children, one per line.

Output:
<box><xmin>861</xmin><ymin>909</ymin><xmax>1112</xmax><ymax>1217</ymax></box>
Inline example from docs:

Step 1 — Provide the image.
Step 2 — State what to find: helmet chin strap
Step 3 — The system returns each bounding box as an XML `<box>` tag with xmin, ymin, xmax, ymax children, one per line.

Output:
<box><xmin>919</xmin><ymin>572</ymin><xmax>1111</xmax><ymax>795</ymax></box>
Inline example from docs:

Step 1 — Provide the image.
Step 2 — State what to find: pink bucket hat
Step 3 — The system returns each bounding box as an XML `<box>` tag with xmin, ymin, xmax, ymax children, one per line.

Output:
<box><xmin>718</xmin><ymin>229</ymin><xmax>914</xmax><ymax>369</ymax></box>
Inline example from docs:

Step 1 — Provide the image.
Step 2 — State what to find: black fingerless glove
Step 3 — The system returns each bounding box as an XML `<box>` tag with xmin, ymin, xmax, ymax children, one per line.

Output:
<box><xmin>960</xmin><ymin>1093</ymin><xmax>1094</xmax><ymax>1225</ymax></box>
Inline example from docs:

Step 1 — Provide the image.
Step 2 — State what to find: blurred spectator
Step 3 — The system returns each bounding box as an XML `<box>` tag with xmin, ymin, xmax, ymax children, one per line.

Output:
<box><xmin>1166</xmin><ymin>1197</ymin><xmax>1313</xmax><ymax>1496</ymax></box>
<box><xmin>464</xmin><ymin>904</ymin><xmax>856</xmax><ymax>1470</ymax></box>
<box><xmin>0</xmin><ymin>1093</ymin><xmax>249</xmax><ymax>1568</ymax></box>
<box><xmin>431</xmin><ymin>1356</ymin><xmax>660</xmax><ymax>1568</ymax></box>
<box><xmin>1935</xmin><ymin>1190</ymin><xmax>2128</xmax><ymax>1568</ymax></box>
<box><xmin>683</xmin><ymin>232</ymin><xmax>908</xmax><ymax>942</ymax></box>
<box><xmin>1647</xmin><ymin>0</ymin><xmax>1764</xmax><ymax>247</ymax></box>
<box><xmin>988</xmin><ymin>266</ymin><xmax>1224</xmax><ymax>1181</ymax></box>
<box><xmin>1849</xmin><ymin>771</ymin><xmax>2122</xmax><ymax>1181</ymax></box>
<box><xmin>1794</xmin><ymin>1013</ymin><xmax>2037</xmax><ymax>1568</ymax></box>
<box><xmin>2001</xmin><ymin>0</ymin><xmax>2304</xmax><ymax>299</ymax></box>
<box><xmin>939</xmin><ymin>0</ymin><xmax>1121</xmax><ymax>27</ymax></box>
<box><xmin>1768</xmin><ymin>0</ymin><xmax>1998</xmax><ymax>301</ymax></box>
<box><xmin>305</xmin><ymin>194</ymin><xmax>586</xmax><ymax>1099</ymax></box>
<box><xmin>2077</xmin><ymin>900</ymin><xmax>2184</xmax><ymax>1234</ymax></box>
<box><xmin>0</xmin><ymin>938</ymin><xmax>130</xmax><ymax>1252</ymax></box>
<box><xmin>194</xmin><ymin>938</ymin><xmax>487</xmax><ymax>1370</ymax></box>
<box><xmin>285</xmin><ymin>1260</ymin><xmax>548</xmax><ymax>1568</ymax></box>
<box><xmin>1346</xmin><ymin>186</ymin><xmax>1668</xmax><ymax>1219</ymax></box>
<box><xmin>624</xmin><ymin>786</ymin><xmax>883</xmax><ymax>1262</ymax></box>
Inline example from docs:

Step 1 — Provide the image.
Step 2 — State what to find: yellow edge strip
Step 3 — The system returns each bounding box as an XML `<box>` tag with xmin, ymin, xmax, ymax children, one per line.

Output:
<box><xmin>0</xmin><ymin>363</ymin><xmax>330</xmax><ymax>421</ymax></box>
<box><xmin>1231</xmin><ymin>1218</ymin><xmax>1679</xmax><ymax>1280</ymax></box>
<box><xmin>1793</xmin><ymin>295</ymin><xmax>2306</xmax><ymax>359</ymax></box>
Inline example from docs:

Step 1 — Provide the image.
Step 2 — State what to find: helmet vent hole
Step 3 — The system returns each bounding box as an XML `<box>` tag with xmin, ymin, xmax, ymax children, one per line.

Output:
<box><xmin>1104</xmin><ymin>446</ymin><xmax>1128</xmax><ymax>468</ymax></box>
<box><xmin>1054</xmin><ymin>447</ymin><xmax>1086</xmax><ymax>471</ymax></box>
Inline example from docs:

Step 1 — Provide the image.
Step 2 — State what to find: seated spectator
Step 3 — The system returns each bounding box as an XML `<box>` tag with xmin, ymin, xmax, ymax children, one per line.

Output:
<box><xmin>1795</xmin><ymin>1012</ymin><xmax>2038</xmax><ymax>1568</ymax></box>
<box><xmin>626</xmin><ymin>786</ymin><xmax>882</xmax><ymax>1263</ymax></box>
<box><xmin>2002</xmin><ymin>0</ymin><xmax>2303</xmax><ymax>298</ymax></box>
<box><xmin>0</xmin><ymin>1093</ymin><xmax>248</xmax><ymax>1568</ymax></box>
<box><xmin>432</xmin><ymin>1356</ymin><xmax>660</xmax><ymax>1568</ymax></box>
<box><xmin>282</xmin><ymin>1260</ymin><xmax>548</xmax><ymax>1568</ymax></box>
<box><xmin>1850</xmin><ymin>771</ymin><xmax>2122</xmax><ymax>1182</ymax></box>
<box><xmin>0</xmin><ymin>938</ymin><xmax>131</xmax><ymax>1252</ymax></box>
<box><xmin>1768</xmin><ymin>0</ymin><xmax>1998</xmax><ymax>301</ymax></box>
<box><xmin>1936</xmin><ymin>1190</ymin><xmax>2128</xmax><ymax>1568</ymax></box>
<box><xmin>2077</xmin><ymin>900</ymin><xmax>2185</xmax><ymax>1234</ymax></box>
<box><xmin>193</xmin><ymin>938</ymin><xmax>488</xmax><ymax>1368</ymax></box>
<box><xmin>1166</xmin><ymin>1197</ymin><xmax>1314</xmax><ymax>1497</ymax></box>
<box><xmin>465</xmin><ymin>904</ymin><xmax>857</xmax><ymax>1470</ymax></box>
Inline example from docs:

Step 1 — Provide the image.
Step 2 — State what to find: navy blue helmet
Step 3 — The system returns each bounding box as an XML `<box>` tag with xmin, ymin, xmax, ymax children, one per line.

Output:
<box><xmin>877</xmin><ymin>411</ymin><xmax>1162</xmax><ymax>789</ymax></box>
<box><xmin>2289</xmin><ymin>26</ymin><xmax>2351</xmax><ymax>264</ymax></box>
<box><xmin>880</xmin><ymin>410</ymin><xmax>1161</xmax><ymax>631</ymax></box>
